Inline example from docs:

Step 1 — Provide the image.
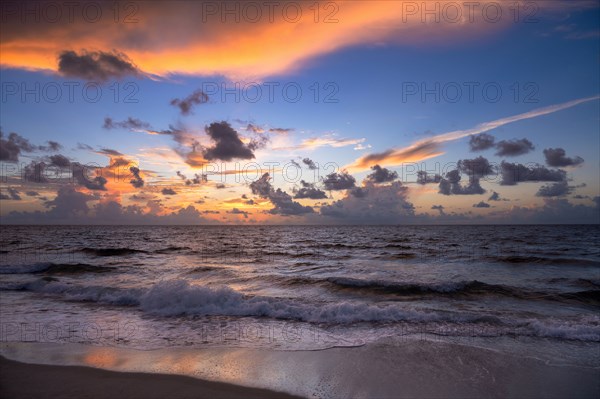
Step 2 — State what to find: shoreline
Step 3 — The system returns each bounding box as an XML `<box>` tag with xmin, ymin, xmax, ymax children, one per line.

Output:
<box><xmin>1</xmin><ymin>339</ymin><xmax>598</xmax><ymax>398</ymax></box>
<box><xmin>0</xmin><ymin>356</ymin><xmax>302</xmax><ymax>399</ymax></box>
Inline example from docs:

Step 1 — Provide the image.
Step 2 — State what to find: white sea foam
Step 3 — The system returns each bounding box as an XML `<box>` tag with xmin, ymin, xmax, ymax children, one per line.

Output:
<box><xmin>23</xmin><ymin>279</ymin><xmax>141</xmax><ymax>306</ymax></box>
<box><xmin>527</xmin><ymin>317</ymin><xmax>600</xmax><ymax>341</ymax></box>
<box><xmin>6</xmin><ymin>278</ymin><xmax>600</xmax><ymax>341</ymax></box>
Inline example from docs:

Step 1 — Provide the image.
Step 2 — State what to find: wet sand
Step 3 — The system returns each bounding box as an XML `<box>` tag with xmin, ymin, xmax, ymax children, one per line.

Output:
<box><xmin>0</xmin><ymin>356</ymin><xmax>301</xmax><ymax>399</ymax></box>
<box><xmin>1</xmin><ymin>339</ymin><xmax>598</xmax><ymax>398</ymax></box>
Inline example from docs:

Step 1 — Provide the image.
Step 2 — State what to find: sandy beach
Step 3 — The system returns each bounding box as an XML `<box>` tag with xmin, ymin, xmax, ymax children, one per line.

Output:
<box><xmin>1</xmin><ymin>339</ymin><xmax>598</xmax><ymax>399</ymax></box>
<box><xmin>0</xmin><ymin>356</ymin><xmax>301</xmax><ymax>399</ymax></box>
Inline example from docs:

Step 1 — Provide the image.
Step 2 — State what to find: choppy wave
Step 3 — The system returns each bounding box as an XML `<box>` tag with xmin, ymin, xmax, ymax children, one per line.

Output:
<box><xmin>3</xmin><ymin>278</ymin><xmax>600</xmax><ymax>341</ymax></box>
<box><xmin>8</xmin><ymin>279</ymin><xmax>141</xmax><ymax>305</ymax></box>
<box><xmin>136</xmin><ymin>280</ymin><xmax>508</xmax><ymax>324</ymax></box>
<box><xmin>490</xmin><ymin>255</ymin><xmax>600</xmax><ymax>266</ymax></box>
<box><xmin>187</xmin><ymin>266</ymin><xmax>220</xmax><ymax>273</ymax></box>
<box><xmin>2</xmin><ymin>225</ymin><xmax>600</xmax><ymax>348</ymax></box>
<box><xmin>81</xmin><ymin>247</ymin><xmax>147</xmax><ymax>257</ymax></box>
<box><xmin>153</xmin><ymin>246</ymin><xmax>191</xmax><ymax>254</ymax></box>
<box><xmin>546</xmin><ymin>278</ymin><xmax>600</xmax><ymax>289</ymax></box>
<box><xmin>525</xmin><ymin>317</ymin><xmax>600</xmax><ymax>341</ymax></box>
<box><xmin>0</xmin><ymin>263</ymin><xmax>58</xmax><ymax>274</ymax></box>
<box><xmin>0</xmin><ymin>278</ymin><xmax>499</xmax><ymax>323</ymax></box>
<box><xmin>324</xmin><ymin>277</ymin><xmax>518</xmax><ymax>296</ymax></box>
<box><xmin>268</xmin><ymin>275</ymin><xmax>600</xmax><ymax>305</ymax></box>
<box><xmin>0</xmin><ymin>262</ymin><xmax>115</xmax><ymax>274</ymax></box>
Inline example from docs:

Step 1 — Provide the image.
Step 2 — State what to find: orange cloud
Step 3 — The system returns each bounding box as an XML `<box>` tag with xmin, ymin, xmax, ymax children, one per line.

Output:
<box><xmin>348</xmin><ymin>140</ymin><xmax>445</xmax><ymax>171</ymax></box>
<box><xmin>1</xmin><ymin>1</ymin><xmax>550</xmax><ymax>79</ymax></box>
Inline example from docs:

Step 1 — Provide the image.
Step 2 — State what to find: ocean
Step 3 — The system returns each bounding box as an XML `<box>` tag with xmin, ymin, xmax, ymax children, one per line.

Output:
<box><xmin>1</xmin><ymin>225</ymin><xmax>599</xmax><ymax>396</ymax></box>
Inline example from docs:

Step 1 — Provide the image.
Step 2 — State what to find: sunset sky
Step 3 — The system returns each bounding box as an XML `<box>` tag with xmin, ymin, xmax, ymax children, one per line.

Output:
<box><xmin>1</xmin><ymin>0</ymin><xmax>599</xmax><ymax>224</ymax></box>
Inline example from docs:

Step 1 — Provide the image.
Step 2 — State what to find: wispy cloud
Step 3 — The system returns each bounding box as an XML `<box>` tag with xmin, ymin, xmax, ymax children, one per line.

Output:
<box><xmin>275</xmin><ymin>136</ymin><xmax>365</xmax><ymax>151</ymax></box>
<box><xmin>346</xmin><ymin>96</ymin><xmax>599</xmax><ymax>171</ymax></box>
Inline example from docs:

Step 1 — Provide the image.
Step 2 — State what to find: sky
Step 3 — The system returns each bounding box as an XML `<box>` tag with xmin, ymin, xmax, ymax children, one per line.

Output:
<box><xmin>0</xmin><ymin>0</ymin><xmax>599</xmax><ymax>224</ymax></box>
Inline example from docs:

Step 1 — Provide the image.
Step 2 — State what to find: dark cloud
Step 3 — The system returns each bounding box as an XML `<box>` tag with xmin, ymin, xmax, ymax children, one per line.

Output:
<box><xmin>439</xmin><ymin>170</ymin><xmax>485</xmax><ymax>195</ymax></box>
<box><xmin>494</xmin><ymin>138</ymin><xmax>535</xmax><ymax>157</ymax></box>
<box><xmin>177</xmin><ymin>171</ymin><xmax>206</xmax><ymax>186</ymax></box>
<box><xmin>98</xmin><ymin>148</ymin><xmax>124</xmax><ymax>156</ymax></box>
<box><xmin>129</xmin><ymin>166</ymin><xmax>144</xmax><ymax>188</ymax></box>
<box><xmin>203</xmin><ymin>122</ymin><xmax>256</xmax><ymax>161</ymax></box>
<box><xmin>488</xmin><ymin>191</ymin><xmax>501</xmax><ymax>201</ymax></box>
<box><xmin>543</xmin><ymin>148</ymin><xmax>584</xmax><ymax>167</ymax></box>
<box><xmin>23</xmin><ymin>162</ymin><xmax>49</xmax><ymax>183</ymax></box>
<box><xmin>201</xmin><ymin>210</ymin><xmax>221</xmax><ymax>214</ymax></box>
<box><xmin>0</xmin><ymin>187</ymin><xmax>21</xmax><ymax>201</ymax></box>
<box><xmin>4</xmin><ymin>186</ymin><xmax>216</xmax><ymax>224</ymax></box>
<box><xmin>108</xmin><ymin>158</ymin><xmax>129</xmax><ymax>168</ymax></box>
<box><xmin>493</xmin><ymin>198</ymin><xmax>600</xmax><ymax>224</ymax></box>
<box><xmin>268</xmin><ymin>189</ymin><xmax>314</xmax><ymax>215</ymax></box>
<box><xmin>130</xmin><ymin>193</ymin><xmax>155</xmax><ymax>202</ymax></box>
<box><xmin>457</xmin><ymin>156</ymin><xmax>494</xmax><ymax>178</ymax></box>
<box><xmin>77</xmin><ymin>143</ymin><xmax>94</xmax><ymax>151</ymax></box>
<box><xmin>473</xmin><ymin>201</ymin><xmax>491</xmax><ymax>208</ymax></box>
<box><xmin>58</xmin><ymin>50</ymin><xmax>141</xmax><ymax>82</ymax></box>
<box><xmin>125</xmin><ymin>120</ymin><xmax>180</xmax><ymax>137</ymax></box>
<box><xmin>188</xmin><ymin>174</ymin><xmax>207</xmax><ymax>185</ymax></box>
<box><xmin>22</xmin><ymin>159</ymin><xmax>106</xmax><ymax>190</ymax></box>
<box><xmin>228</xmin><ymin>208</ymin><xmax>249</xmax><ymax>218</ymax></box>
<box><xmin>536</xmin><ymin>181</ymin><xmax>572</xmax><ymax>197</ymax></box>
<box><xmin>170</xmin><ymin>89</ymin><xmax>209</xmax><ymax>116</ymax></box>
<box><xmin>366</xmin><ymin>165</ymin><xmax>398</xmax><ymax>183</ymax></box>
<box><xmin>438</xmin><ymin>157</ymin><xmax>493</xmax><ymax>196</ymax></box>
<box><xmin>322</xmin><ymin>171</ymin><xmax>356</xmax><ymax>191</ymax></box>
<box><xmin>48</xmin><ymin>154</ymin><xmax>71</xmax><ymax>168</ymax></box>
<box><xmin>43</xmin><ymin>187</ymin><xmax>95</xmax><ymax>219</ymax></box>
<box><xmin>250</xmin><ymin>173</ymin><xmax>313</xmax><ymax>216</ymax></box>
<box><xmin>431</xmin><ymin>205</ymin><xmax>445</xmax><ymax>215</ymax></box>
<box><xmin>469</xmin><ymin>133</ymin><xmax>495</xmax><ymax>151</ymax></box>
<box><xmin>162</xmin><ymin>188</ymin><xmax>177</xmax><ymax>196</ymax></box>
<box><xmin>500</xmin><ymin>162</ymin><xmax>566</xmax><ymax>185</ymax></box>
<box><xmin>249</xmin><ymin>173</ymin><xmax>271</xmax><ymax>197</ymax></box>
<box><xmin>103</xmin><ymin>117</ymin><xmax>151</xmax><ymax>131</ymax></box>
<box><xmin>103</xmin><ymin>119</ymin><xmax>261</xmax><ymax>165</ymax></box>
<box><xmin>39</xmin><ymin>141</ymin><xmax>62</xmax><ymax>152</ymax></box>
<box><xmin>416</xmin><ymin>171</ymin><xmax>442</xmax><ymax>185</ymax></box>
<box><xmin>245</xmin><ymin>124</ymin><xmax>264</xmax><ymax>134</ymax></box>
<box><xmin>302</xmin><ymin>158</ymin><xmax>318</xmax><ymax>170</ymax></box>
<box><xmin>0</xmin><ymin>131</ymin><xmax>36</xmax><ymax>162</ymax></box>
<box><xmin>247</xmin><ymin>133</ymin><xmax>269</xmax><ymax>152</ymax></box>
<box><xmin>320</xmin><ymin>181</ymin><xmax>415</xmax><ymax>223</ymax></box>
<box><xmin>269</xmin><ymin>127</ymin><xmax>293</xmax><ymax>134</ymax></box>
<box><xmin>0</xmin><ymin>131</ymin><xmax>63</xmax><ymax>162</ymax></box>
<box><xmin>293</xmin><ymin>181</ymin><xmax>328</xmax><ymax>199</ymax></box>
<box><xmin>350</xmin><ymin>187</ymin><xmax>368</xmax><ymax>198</ymax></box>
<box><xmin>71</xmin><ymin>163</ymin><xmax>108</xmax><ymax>190</ymax></box>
